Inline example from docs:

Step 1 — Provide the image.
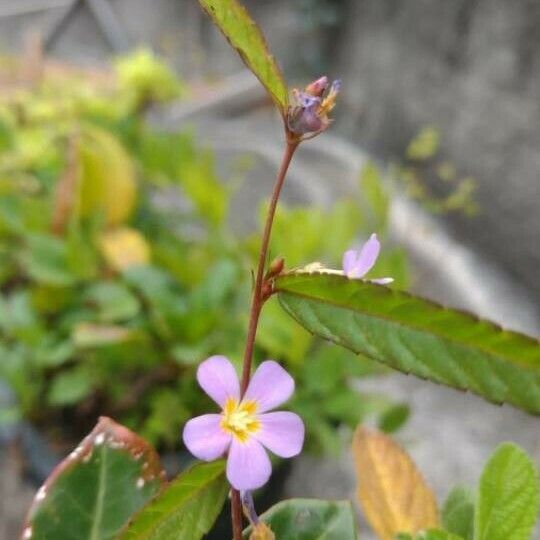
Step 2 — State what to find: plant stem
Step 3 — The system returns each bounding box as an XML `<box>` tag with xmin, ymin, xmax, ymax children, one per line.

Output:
<box><xmin>230</xmin><ymin>138</ymin><xmax>298</xmax><ymax>540</ymax></box>
<box><xmin>231</xmin><ymin>489</ymin><xmax>243</xmax><ymax>540</ymax></box>
<box><xmin>240</xmin><ymin>140</ymin><xmax>298</xmax><ymax>394</ymax></box>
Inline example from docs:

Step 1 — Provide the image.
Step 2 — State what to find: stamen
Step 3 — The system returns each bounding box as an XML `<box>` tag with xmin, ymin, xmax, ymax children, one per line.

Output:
<box><xmin>221</xmin><ymin>399</ymin><xmax>261</xmax><ymax>442</ymax></box>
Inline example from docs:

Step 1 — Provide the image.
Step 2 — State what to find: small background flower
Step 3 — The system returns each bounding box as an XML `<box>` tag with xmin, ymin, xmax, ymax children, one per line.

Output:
<box><xmin>182</xmin><ymin>355</ymin><xmax>305</xmax><ymax>490</ymax></box>
<box><xmin>343</xmin><ymin>233</ymin><xmax>393</xmax><ymax>284</ymax></box>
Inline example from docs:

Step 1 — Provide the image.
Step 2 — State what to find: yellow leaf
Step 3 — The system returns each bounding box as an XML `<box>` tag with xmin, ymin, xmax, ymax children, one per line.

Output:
<box><xmin>249</xmin><ymin>522</ymin><xmax>275</xmax><ymax>540</ymax></box>
<box><xmin>72</xmin><ymin>322</ymin><xmax>133</xmax><ymax>347</ymax></box>
<box><xmin>99</xmin><ymin>227</ymin><xmax>150</xmax><ymax>272</ymax></box>
<box><xmin>78</xmin><ymin>126</ymin><xmax>137</xmax><ymax>226</ymax></box>
<box><xmin>353</xmin><ymin>426</ymin><xmax>439</xmax><ymax>540</ymax></box>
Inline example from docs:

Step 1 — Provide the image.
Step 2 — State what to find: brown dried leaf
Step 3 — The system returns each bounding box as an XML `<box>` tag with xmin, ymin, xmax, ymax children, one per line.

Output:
<box><xmin>353</xmin><ymin>426</ymin><xmax>439</xmax><ymax>540</ymax></box>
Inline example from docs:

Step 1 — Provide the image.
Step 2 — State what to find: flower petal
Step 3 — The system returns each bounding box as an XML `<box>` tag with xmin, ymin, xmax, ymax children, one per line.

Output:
<box><xmin>370</xmin><ymin>277</ymin><xmax>394</xmax><ymax>285</ymax></box>
<box><xmin>197</xmin><ymin>355</ymin><xmax>240</xmax><ymax>407</ymax></box>
<box><xmin>182</xmin><ymin>414</ymin><xmax>231</xmax><ymax>461</ymax></box>
<box><xmin>243</xmin><ymin>360</ymin><xmax>294</xmax><ymax>412</ymax></box>
<box><xmin>342</xmin><ymin>249</ymin><xmax>359</xmax><ymax>275</ymax></box>
<box><xmin>227</xmin><ymin>438</ymin><xmax>272</xmax><ymax>490</ymax></box>
<box><xmin>254</xmin><ymin>411</ymin><xmax>305</xmax><ymax>458</ymax></box>
<box><xmin>350</xmin><ymin>233</ymin><xmax>380</xmax><ymax>278</ymax></box>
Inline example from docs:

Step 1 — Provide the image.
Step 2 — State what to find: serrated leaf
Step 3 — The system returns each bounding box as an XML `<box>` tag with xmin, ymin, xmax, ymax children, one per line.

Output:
<box><xmin>441</xmin><ymin>487</ymin><xmax>474</xmax><ymax>540</ymax></box>
<box><xmin>243</xmin><ymin>499</ymin><xmax>357</xmax><ymax>540</ymax></box>
<box><xmin>22</xmin><ymin>417</ymin><xmax>166</xmax><ymax>540</ymax></box>
<box><xmin>353</xmin><ymin>426</ymin><xmax>439</xmax><ymax>540</ymax></box>
<box><xmin>197</xmin><ymin>0</ymin><xmax>288</xmax><ymax>112</ymax></box>
<box><xmin>275</xmin><ymin>273</ymin><xmax>540</xmax><ymax>413</ymax></box>
<box><xmin>119</xmin><ymin>460</ymin><xmax>228</xmax><ymax>540</ymax></box>
<box><xmin>475</xmin><ymin>443</ymin><xmax>539</xmax><ymax>540</ymax></box>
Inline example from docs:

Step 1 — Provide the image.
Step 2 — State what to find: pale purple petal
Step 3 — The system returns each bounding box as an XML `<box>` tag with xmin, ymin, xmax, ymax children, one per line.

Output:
<box><xmin>254</xmin><ymin>412</ymin><xmax>305</xmax><ymax>458</ymax></box>
<box><xmin>342</xmin><ymin>249</ymin><xmax>359</xmax><ymax>276</ymax></box>
<box><xmin>351</xmin><ymin>233</ymin><xmax>381</xmax><ymax>278</ymax></box>
<box><xmin>227</xmin><ymin>438</ymin><xmax>272</xmax><ymax>490</ymax></box>
<box><xmin>182</xmin><ymin>414</ymin><xmax>231</xmax><ymax>461</ymax></box>
<box><xmin>370</xmin><ymin>277</ymin><xmax>394</xmax><ymax>285</ymax></box>
<box><xmin>197</xmin><ymin>355</ymin><xmax>239</xmax><ymax>407</ymax></box>
<box><xmin>243</xmin><ymin>361</ymin><xmax>294</xmax><ymax>413</ymax></box>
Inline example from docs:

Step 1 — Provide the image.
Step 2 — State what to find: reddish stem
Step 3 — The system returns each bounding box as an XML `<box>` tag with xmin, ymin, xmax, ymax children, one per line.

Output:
<box><xmin>230</xmin><ymin>138</ymin><xmax>299</xmax><ymax>540</ymax></box>
<box><xmin>239</xmin><ymin>140</ymin><xmax>298</xmax><ymax>394</ymax></box>
<box><xmin>231</xmin><ymin>489</ymin><xmax>244</xmax><ymax>540</ymax></box>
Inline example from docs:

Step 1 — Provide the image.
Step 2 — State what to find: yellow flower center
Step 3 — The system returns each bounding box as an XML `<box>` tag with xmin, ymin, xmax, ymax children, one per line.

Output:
<box><xmin>220</xmin><ymin>398</ymin><xmax>261</xmax><ymax>443</ymax></box>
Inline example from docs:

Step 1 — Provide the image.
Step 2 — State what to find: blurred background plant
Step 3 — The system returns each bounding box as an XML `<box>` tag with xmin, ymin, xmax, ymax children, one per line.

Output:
<box><xmin>0</xmin><ymin>46</ymin><xmax>416</xmax><ymax>459</ymax></box>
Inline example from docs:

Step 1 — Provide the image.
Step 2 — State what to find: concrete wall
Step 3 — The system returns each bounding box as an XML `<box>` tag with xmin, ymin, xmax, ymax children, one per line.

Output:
<box><xmin>335</xmin><ymin>0</ymin><xmax>540</xmax><ymax>306</ymax></box>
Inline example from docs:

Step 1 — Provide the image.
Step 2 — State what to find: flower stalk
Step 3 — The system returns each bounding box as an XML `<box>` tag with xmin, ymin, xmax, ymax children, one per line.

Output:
<box><xmin>231</xmin><ymin>137</ymin><xmax>298</xmax><ymax>539</ymax></box>
<box><xmin>239</xmin><ymin>138</ymin><xmax>299</xmax><ymax>395</ymax></box>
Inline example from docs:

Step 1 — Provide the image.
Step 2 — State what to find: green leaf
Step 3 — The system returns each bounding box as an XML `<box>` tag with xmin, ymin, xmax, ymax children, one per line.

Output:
<box><xmin>47</xmin><ymin>366</ymin><xmax>95</xmax><ymax>406</ymax></box>
<box><xmin>275</xmin><ymin>273</ymin><xmax>540</xmax><ymax>413</ymax></box>
<box><xmin>360</xmin><ymin>161</ymin><xmax>389</xmax><ymax>232</ymax></box>
<box><xmin>396</xmin><ymin>531</ymin><xmax>464</xmax><ymax>540</ymax></box>
<box><xmin>120</xmin><ymin>460</ymin><xmax>228</xmax><ymax>540</ymax></box>
<box><xmin>84</xmin><ymin>282</ymin><xmax>141</xmax><ymax>322</ymax></box>
<box><xmin>378</xmin><ymin>403</ymin><xmax>410</xmax><ymax>433</ymax></box>
<box><xmin>406</xmin><ymin>126</ymin><xmax>440</xmax><ymax>161</ymax></box>
<box><xmin>475</xmin><ymin>443</ymin><xmax>539</xmax><ymax>540</ymax></box>
<box><xmin>23</xmin><ymin>417</ymin><xmax>166</xmax><ymax>540</ymax></box>
<box><xmin>243</xmin><ymin>499</ymin><xmax>357</xmax><ymax>539</ymax></box>
<box><xmin>197</xmin><ymin>0</ymin><xmax>288</xmax><ymax>111</ymax></box>
<box><xmin>442</xmin><ymin>486</ymin><xmax>474</xmax><ymax>540</ymax></box>
<box><xmin>19</xmin><ymin>233</ymin><xmax>76</xmax><ymax>286</ymax></box>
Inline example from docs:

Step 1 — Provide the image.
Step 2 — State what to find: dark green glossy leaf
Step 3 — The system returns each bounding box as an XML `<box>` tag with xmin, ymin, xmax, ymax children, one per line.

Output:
<box><xmin>23</xmin><ymin>417</ymin><xmax>166</xmax><ymax>540</ymax></box>
<box><xmin>243</xmin><ymin>499</ymin><xmax>357</xmax><ymax>540</ymax></box>
<box><xmin>475</xmin><ymin>443</ymin><xmax>539</xmax><ymax>540</ymax></box>
<box><xmin>441</xmin><ymin>486</ymin><xmax>474</xmax><ymax>540</ymax></box>
<box><xmin>120</xmin><ymin>460</ymin><xmax>228</xmax><ymax>540</ymax></box>
<box><xmin>276</xmin><ymin>273</ymin><xmax>540</xmax><ymax>413</ymax></box>
<box><xmin>197</xmin><ymin>0</ymin><xmax>288</xmax><ymax>111</ymax></box>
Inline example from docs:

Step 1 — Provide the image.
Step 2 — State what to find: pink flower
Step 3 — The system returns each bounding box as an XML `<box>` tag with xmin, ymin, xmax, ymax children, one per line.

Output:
<box><xmin>182</xmin><ymin>356</ymin><xmax>305</xmax><ymax>490</ymax></box>
<box><xmin>342</xmin><ymin>233</ymin><xmax>393</xmax><ymax>284</ymax></box>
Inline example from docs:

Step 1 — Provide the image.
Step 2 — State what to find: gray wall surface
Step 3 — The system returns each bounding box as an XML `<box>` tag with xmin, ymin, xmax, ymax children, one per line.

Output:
<box><xmin>335</xmin><ymin>0</ymin><xmax>540</xmax><ymax>309</ymax></box>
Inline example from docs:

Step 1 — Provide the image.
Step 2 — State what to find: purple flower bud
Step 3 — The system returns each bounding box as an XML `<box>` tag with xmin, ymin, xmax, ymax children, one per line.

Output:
<box><xmin>304</xmin><ymin>75</ymin><xmax>328</xmax><ymax>97</ymax></box>
<box><xmin>287</xmin><ymin>76</ymin><xmax>341</xmax><ymax>138</ymax></box>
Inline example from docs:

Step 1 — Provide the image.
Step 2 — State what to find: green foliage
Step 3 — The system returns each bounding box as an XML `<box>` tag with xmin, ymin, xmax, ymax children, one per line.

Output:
<box><xmin>120</xmin><ymin>460</ymin><xmax>228</xmax><ymax>540</ymax></box>
<box><xmin>115</xmin><ymin>48</ymin><xmax>186</xmax><ymax>111</ymax></box>
<box><xmin>406</xmin><ymin>127</ymin><xmax>440</xmax><ymax>161</ymax></box>
<box><xmin>243</xmin><ymin>499</ymin><xmax>357</xmax><ymax>539</ymax></box>
<box><xmin>276</xmin><ymin>273</ymin><xmax>540</xmax><ymax>413</ymax></box>
<box><xmin>197</xmin><ymin>0</ymin><xmax>289</xmax><ymax>111</ymax></box>
<box><xmin>24</xmin><ymin>417</ymin><xmax>166</xmax><ymax>540</ymax></box>
<box><xmin>396</xmin><ymin>531</ymin><xmax>464</xmax><ymax>540</ymax></box>
<box><xmin>0</xmin><ymin>50</ymin><xmax>408</xmax><ymax>455</ymax></box>
<box><xmin>378</xmin><ymin>403</ymin><xmax>410</xmax><ymax>434</ymax></box>
<box><xmin>442</xmin><ymin>487</ymin><xmax>474</xmax><ymax>540</ymax></box>
<box><xmin>474</xmin><ymin>443</ymin><xmax>539</xmax><ymax>540</ymax></box>
<box><xmin>393</xmin><ymin>127</ymin><xmax>478</xmax><ymax>216</ymax></box>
